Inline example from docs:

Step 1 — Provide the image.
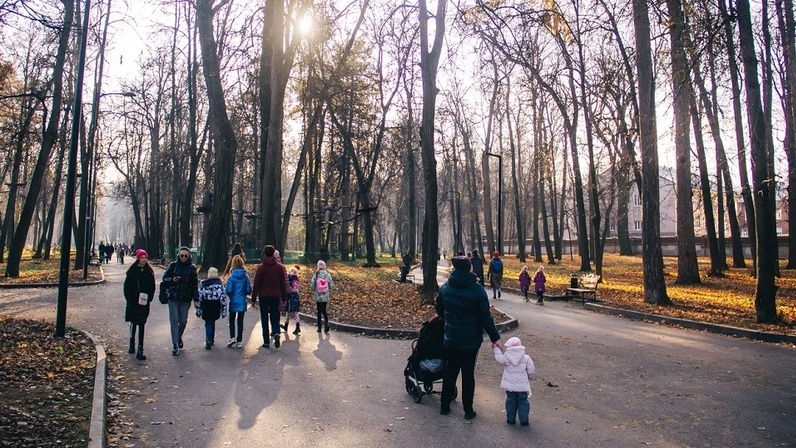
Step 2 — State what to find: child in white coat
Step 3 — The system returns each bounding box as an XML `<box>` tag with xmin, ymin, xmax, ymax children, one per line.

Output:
<box><xmin>493</xmin><ymin>336</ymin><xmax>536</xmax><ymax>425</ymax></box>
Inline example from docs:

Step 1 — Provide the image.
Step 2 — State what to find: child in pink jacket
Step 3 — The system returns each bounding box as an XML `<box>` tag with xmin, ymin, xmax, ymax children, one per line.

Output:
<box><xmin>493</xmin><ymin>336</ymin><xmax>536</xmax><ymax>426</ymax></box>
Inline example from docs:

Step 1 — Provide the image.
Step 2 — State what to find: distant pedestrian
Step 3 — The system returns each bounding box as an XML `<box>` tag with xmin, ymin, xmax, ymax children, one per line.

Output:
<box><xmin>197</xmin><ymin>267</ymin><xmax>227</xmax><ymax>350</ymax></box>
<box><xmin>488</xmin><ymin>251</ymin><xmax>504</xmax><ymax>299</ymax></box>
<box><xmin>471</xmin><ymin>249</ymin><xmax>485</xmax><ymax>287</ymax></box>
<box><xmin>117</xmin><ymin>246</ymin><xmax>125</xmax><ymax>265</ymax></box>
<box><xmin>401</xmin><ymin>250</ymin><xmax>412</xmax><ymax>283</ymax></box>
<box><xmin>225</xmin><ymin>255</ymin><xmax>252</xmax><ymax>348</ymax></box>
<box><xmin>519</xmin><ymin>266</ymin><xmax>531</xmax><ymax>302</ymax></box>
<box><xmin>162</xmin><ymin>246</ymin><xmax>199</xmax><ymax>355</ymax></box>
<box><xmin>252</xmin><ymin>245</ymin><xmax>287</xmax><ymax>349</ymax></box>
<box><xmin>282</xmin><ymin>266</ymin><xmax>301</xmax><ymax>335</ymax></box>
<box><xmin>435</xmin><ymin>256</ymin><xmax>501</xmax><ymax>420</ymax></box>
<box><xmin>492</xmin><ymin>336</ymin><xmax>535</xmax><ymax>426</ymax></box>
<box><xmin>533</xmin><ymin>266</ymin><xmax>546</xmax><ymax>305</ymax></box>
<box><xmin>98</xmin><ymin>242</ymin><xmax>106</xmax><ymax>263</ymax></box>
<box><xmin>124</xmin><ymin>249</ymin><xmax>156</xmax><ymax>361</ymax></box>
<box><xmin>105</xmin><ymin>244</ymin><xmax>114</xmax><ymax>263</ymax></box>
<box><xmin>311</xmin><ymin>260</ymin><xmax>334</xmax><ymax>333</ymax></box>
<box><xmin>222</xmin><ymin>242</ymin><xmax>246</xmax><ymax>277</ymax></box>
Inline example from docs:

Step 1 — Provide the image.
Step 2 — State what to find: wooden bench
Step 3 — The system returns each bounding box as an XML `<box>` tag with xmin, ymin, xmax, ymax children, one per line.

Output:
<box><xmin>566</xmin><ymin>274</ymin><xmax>601</xmax><ymax>302</ymax></box>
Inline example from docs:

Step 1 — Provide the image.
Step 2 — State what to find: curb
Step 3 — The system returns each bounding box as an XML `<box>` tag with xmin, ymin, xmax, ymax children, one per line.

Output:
<box><xmin>296</xmin><ymin>309</ymin><xmax>518</xmax><ymax>339</ymax></box>
<box><xmin>0</xmin><ymin>266</ymin><xmax>106</xmax><ymax>289</ymax></box>
<box><xmin>584</xmin><ymin>302</ymin><xmax>796</xmax><ymax>344</ymax></box>
<box><xmin>85</xmin><ymin>331</ymin><xmax>107</xmax><ymax>448</ymax></box>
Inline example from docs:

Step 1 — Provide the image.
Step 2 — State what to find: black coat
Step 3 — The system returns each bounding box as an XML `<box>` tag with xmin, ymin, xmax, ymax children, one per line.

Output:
<box><xmin>162</xmin><ymin>258</ymin><xmax>199</xmax><ymax>303</ymax></box>
<box><xmin>124</xmin><ymin>264</ymin><xmax>156</xmax><ymax>324</ymax></box>
<box><xmin>435</xmin><ymin>268</ymin><xmax>500</xmax><ymax>351</ymax></box>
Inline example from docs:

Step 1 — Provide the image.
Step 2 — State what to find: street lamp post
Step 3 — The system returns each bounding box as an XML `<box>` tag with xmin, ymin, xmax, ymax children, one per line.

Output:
<box><xmin>486</xmin><ymin>152</ymin><xmax>503</xmax><ymax>254</ymax></box>
<box><xmin>55</xmin><ymin>0</ymin><xmax>91</xmax><ymax>338</ymax></box>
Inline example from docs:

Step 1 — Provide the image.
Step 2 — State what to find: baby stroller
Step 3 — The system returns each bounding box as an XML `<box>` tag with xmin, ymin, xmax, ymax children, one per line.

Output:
<box><xmin>403</xmin><ymin>318</ymin><xmax>457</xmax><ymax>403</ymax></box>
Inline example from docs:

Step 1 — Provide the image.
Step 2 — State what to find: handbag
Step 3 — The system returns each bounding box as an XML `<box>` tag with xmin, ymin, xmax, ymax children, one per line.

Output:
<box><xmin>138</xmin><ymin>292</ymin><xmax>148</xmax><ymax>306</ymax></box>
<box><xmin>158</xmin><ymin>286</ymin><xmax>169</xmax><ymax>304</ymax></box>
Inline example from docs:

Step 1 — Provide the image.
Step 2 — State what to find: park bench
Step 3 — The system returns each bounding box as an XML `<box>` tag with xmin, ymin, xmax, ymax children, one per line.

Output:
<box><xmin>566</xmin><ymin>273</ymin><xmax>601</xmax><ymax>303</ymax></box>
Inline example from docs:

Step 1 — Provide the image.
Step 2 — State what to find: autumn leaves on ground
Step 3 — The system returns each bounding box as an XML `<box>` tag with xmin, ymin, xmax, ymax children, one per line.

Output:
<box><xmin>1</xmin><ymin>253</ymin><xmax>795</xmax><ymax>446</ymax></box>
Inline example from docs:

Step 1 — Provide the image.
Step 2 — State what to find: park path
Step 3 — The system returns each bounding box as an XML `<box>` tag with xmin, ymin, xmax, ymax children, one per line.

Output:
<box><xmin>1</xmin><ymin>260</ymin><xmax>795</xmax><ymax>447</ymax></box>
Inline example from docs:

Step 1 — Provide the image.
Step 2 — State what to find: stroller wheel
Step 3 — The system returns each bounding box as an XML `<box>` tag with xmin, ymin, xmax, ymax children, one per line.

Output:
<box><xmin>411</xmin><ymin>384</ymin><xmax>423</xmax><ymax>403</ymax></box>
<box><xmin>405</xmin><ymin>377</ymin><xmax>415</xmax><ymax>395</ymax></box>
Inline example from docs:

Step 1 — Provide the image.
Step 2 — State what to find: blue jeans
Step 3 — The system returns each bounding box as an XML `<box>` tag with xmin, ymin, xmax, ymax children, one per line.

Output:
<box><xmin>204</xmin><ymin>320</ymin><xmax>216</xmax><ymax>342</ymax></box>
<box><xmin>505</xmin><ymin>391</ymin><xmax>530</xmax><ymax>424</ymax></box>
<box><xmin>168</xmin><ymin>300</ymin><xmax>191</xmax><ymax>346</ymax></box>
<box><xmin>258</xmin><ymin>296</ymin><xmax>281</xmax><ymax>343</ymax></box>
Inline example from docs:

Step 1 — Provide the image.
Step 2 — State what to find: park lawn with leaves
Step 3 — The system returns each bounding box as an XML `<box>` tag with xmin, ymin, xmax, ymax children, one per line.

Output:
<box><xmin>498</xmin><ymin>252</ymin><xmax>796</xmax><ymax>335</ymax></box>
<box><xmin>0</xmin><ymin>317</ymin><xmax>95</xmax><ymax>447</ymax></box>
<box><xmin>0</xmin><ymin>257</ymin><xmax>103</xmax><ymax>284</ymax></box>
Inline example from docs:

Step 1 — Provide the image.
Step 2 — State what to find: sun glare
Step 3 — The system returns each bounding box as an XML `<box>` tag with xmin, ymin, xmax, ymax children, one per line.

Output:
<box><xmin>298</xmin><ymin>15</ymin><xmax>313</xmax><ymax>35</ymax></box>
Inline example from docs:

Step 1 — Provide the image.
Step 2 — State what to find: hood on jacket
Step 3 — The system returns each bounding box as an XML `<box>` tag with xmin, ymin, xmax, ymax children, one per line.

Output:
<box><xmin>229</xmin><ymin>267</ymin><xmax>248</xmax><ymax>279</ymax></box>
<box><xmin>260</xmin><ymin>256</ymin><xmax>277</xmax><ymax>266</ymax></box>
<box><xmin>502</xmin><ymin>345</ymin><xmax>527</xmax><ymax>366</ymax></box>
<box><xmin>201</xmin><ymin>277</ymin><xmax>223</xmax><ymax>288</ymax></box>
<box><xmin>447</xmin><ymin>268</ymin><xmax>478</xmax><ymax>289</ymax></box>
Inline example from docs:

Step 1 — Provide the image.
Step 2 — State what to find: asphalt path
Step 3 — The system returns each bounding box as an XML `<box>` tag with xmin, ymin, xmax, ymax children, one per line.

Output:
<box><xmin>1</xmin><ymin>260</ymin><xmax>794</xmax><ymax>448</ymax></box>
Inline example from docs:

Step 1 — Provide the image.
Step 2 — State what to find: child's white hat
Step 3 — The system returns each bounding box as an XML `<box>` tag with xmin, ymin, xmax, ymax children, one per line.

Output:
<box><xmin>506</xmin><ymin>337</ymin><xmax>522</xmax><ymax>347</ymax></box>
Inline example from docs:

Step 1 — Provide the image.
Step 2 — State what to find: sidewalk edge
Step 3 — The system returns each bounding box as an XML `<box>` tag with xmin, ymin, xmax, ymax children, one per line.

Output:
<box><xmin>584</xmin><ymin>302</ymin><xmax>796</xmax><ymax>344</ymax></box>
<box><xmin>85</xmin><ymin>331</ymin><xmax>107</xmax><ymax>448</ymax></box>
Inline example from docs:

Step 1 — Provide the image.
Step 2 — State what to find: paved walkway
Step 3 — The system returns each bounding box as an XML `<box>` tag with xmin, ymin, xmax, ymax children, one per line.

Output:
<box><xmin>1</xmin><ymin>261</ymin><xmax>795</xmax><ymax>447</ymax></box>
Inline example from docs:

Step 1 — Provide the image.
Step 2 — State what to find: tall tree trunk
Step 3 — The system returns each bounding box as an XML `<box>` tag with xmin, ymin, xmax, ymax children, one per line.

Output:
<box><xmin>418</xmin><ymin>0</ymin><xmax>445</xmax><ymax>300</ymax></box>
<box><xmin>633</xmin><ymin>0</ymin><xmax>670</xmax><ymax>304</ymax></box>
<box><xmin>196</xmin><ymin>0</ymin><xmax>238</xmax><ymax>272</ymax></box>
<box><xmin>507</xmin><ymin>85</ymin><xmax>526</xmax><ymax>262</ymax></box>
<box><xmin>5</xmin><ymin>0</ymin><xmax>74</xmax><ymax>278</ymax></box>
<box><xmin>666</xmin><ymin>0</ymin><xmax>701</xmax><ymax>285</ymax></box>
<box><xmin>719</xmin><ymin>0</ymin><xmax>756</xmax><ymax>271</ymax></box>
<box><xmin>737</xmin><ymin>0</ymin><xmax>778</xmax><ymax>323</ymax></box>
<box><xmin>776</xmin><ymin>0</ymin><xmax>796</xmax><ymax>268</ymax></box>
<box><xmin>181</xmin><ymin>2</ymin><xmax>200</xmax><ymax>248</ymax></box>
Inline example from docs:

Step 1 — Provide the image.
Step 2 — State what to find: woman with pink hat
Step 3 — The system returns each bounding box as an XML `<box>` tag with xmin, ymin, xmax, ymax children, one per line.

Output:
<box><xmin>124</xmin><ymin>249</ymin><xmax>156</xmax><ymax>360</ymax></box>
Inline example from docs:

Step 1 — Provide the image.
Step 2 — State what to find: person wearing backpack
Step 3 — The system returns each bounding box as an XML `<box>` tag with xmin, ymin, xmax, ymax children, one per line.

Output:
<box><xmin>487</xmin><ymin>251</ymin><xmax>504</xmax><ymax>299</ymax></box>
<box><xmin>311</xmin><ymin>260</ymin><xmax>334</xmax><ymax>333</ymax></box>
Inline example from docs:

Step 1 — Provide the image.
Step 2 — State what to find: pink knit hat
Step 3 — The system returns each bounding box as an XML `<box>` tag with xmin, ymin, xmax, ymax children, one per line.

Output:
<box><xmin>135</xmin><ymin>249</ymin><xmax>148</xmax><ymax>259</ymax></box>
<box><xmin>505</xmin><ymin>337</ymin><xmax>522</xmax><ymax>348</ymax></box>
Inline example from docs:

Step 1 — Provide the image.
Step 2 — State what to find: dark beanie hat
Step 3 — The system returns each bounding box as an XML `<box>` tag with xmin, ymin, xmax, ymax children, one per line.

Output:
<box><xmin>451</xmin><ymin>256</ymin><xmax>471</xmax><ymax>272</ymax></box>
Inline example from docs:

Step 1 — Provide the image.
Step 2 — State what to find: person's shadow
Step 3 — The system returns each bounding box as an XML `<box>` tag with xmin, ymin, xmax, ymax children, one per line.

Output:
<box><xmin>313</xmin><ymin>332</ymin><xmax>342</xmax><ymax>371</ymax></box>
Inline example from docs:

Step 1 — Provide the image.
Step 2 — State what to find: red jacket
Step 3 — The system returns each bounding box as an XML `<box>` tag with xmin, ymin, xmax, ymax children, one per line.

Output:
<box><xmin>252</xmin><ymin>256</ymin><xmax>287</xmax><ymax>301</ymax></box>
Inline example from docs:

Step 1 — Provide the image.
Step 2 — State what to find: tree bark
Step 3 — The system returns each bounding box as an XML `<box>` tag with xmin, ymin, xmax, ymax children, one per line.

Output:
<box><xmin>736</xmin><ymin>0</ymin><xmax>778</xmax><ymax>323</ymax></box>
<box><xmin>196</xmin><ymin>0</ymin><xmax>238</xmax><ymax>272</ymax></box>
<box><xmin>633</xmin><ymin>0</ymin><xmax>670</xmax><ymax>304</ymax></box>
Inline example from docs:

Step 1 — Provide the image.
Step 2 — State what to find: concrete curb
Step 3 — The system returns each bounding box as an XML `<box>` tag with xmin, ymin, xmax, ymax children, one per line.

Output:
<box><xmin>85</xmin><ymin>331</ymin><xmax>107</xmax><ymax>448</ymax></box>
<box><xmin>296</xmin><ymin>309</ymin><xmax>518</xmax><ymax>339</ymax></box>
<box><xmin>0</xmin><ymin>266</ymin><xmax>106</xmax><ymax>289</ymax></box>
<box><xmin>584</xmin><ymin>302</ymin><xmax>796</xmax><ymax>344</ymax></box>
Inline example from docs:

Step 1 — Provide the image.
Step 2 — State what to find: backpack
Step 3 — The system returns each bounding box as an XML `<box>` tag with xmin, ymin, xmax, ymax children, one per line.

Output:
<box><xmin>316</xmin><ymin>276</ymin><xmax>329</xmax><ymax>293</ymax></box>
<box><xmin>492</xmin><ymin>258</ymin><xmax>503</xmax><ymax>273</ymax></box>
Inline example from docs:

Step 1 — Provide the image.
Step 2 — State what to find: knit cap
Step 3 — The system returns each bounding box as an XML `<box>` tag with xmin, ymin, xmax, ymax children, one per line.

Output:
<box><xmin>207</xmin><ymin>267</ymin><xmax>219</xmax><ymax>278</ymax></box>
<box><xmin>505</xmin><ymin>337</ymin><xmax>522</xmax><ymax>348</ymax></box>
<box><xmin>317</xmin><ymin>260</ymin><xmax>327</xmax><ymax>270</ymax></box>
<box><xmin>135</xmin><ymin>249</ymin><xmax>148</xmax><ymax>259</ymax></box>
<box><xmin>450</xmin><ymin>256</ymin><xmax>471</xmax><ymax>272</ymax></box>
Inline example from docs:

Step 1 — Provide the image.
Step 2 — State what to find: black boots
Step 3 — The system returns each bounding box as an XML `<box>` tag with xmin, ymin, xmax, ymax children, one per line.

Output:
<box><xmin>136</xmin><ymin>345</ymin><xmax>146</xmax><ymax>361</ymax></box>
<box><xmin>281</xmin><ymin>321</ymin><xmax>289</xmax><ymax>333</ymax></box>
<box><xmin>292</xmin><ymin>322</ymin><xmax>301</xmax><ymax>334</ymax></box>
<box><xmin>128</xmin><ymin>338</ymin><xmax>135</xmax><ymax>354</ymax></box>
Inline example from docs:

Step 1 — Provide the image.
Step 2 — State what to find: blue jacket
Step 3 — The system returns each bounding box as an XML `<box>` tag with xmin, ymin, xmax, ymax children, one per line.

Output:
<box><xmin>225</xmin><ymin>267</ymin><xmax>252</xmax><ymax>313</ymax></box>
<box><xmin>435</xmin><ymin>268</ymin><xmax>500</xmax><ymax>351</ymax></box>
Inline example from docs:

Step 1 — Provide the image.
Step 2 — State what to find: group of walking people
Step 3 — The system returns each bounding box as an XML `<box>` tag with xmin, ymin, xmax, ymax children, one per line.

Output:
<box><xmin>122</xmin><ymin>244</ymin><xmax>334</xmax><ymax>360</ymax></box>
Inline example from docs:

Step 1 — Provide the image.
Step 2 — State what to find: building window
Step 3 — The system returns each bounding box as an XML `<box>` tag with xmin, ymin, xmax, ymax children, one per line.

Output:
<box><xmin>742</xmin><ymin>228</ymin><xmax>748</xmax><ymax>237</ymax></box>
<box><xmin>777</xmin><ymin>227</ymin><xmax>783</xmax><ymax>235</ymax></box>
<box><xmin>633</xmin><ymin>195</ymin><xmax>642</xmax><ymax>207</ymax></box>
<box><xmin>634</xmin><ymin>220</ymin><xmax>642</xmax><ymax>231</ymax></box>
<box><xmin>776</xmin><ymin>208</ymin><xmax>783</xmax><ymax>220</ymax></box>
<box><xmin>610</xmin><ymin>221</ymin><xmax>616</xmax><ymax>232</ymax></box>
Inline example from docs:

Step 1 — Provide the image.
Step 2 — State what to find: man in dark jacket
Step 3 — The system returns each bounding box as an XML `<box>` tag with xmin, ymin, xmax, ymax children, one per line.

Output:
<box><xmin>435</xmin><ymin>256</ymin><xmax>501</xmax><ymax>420</ymax></box>
<box><xmin>252</xmin><ymin>245</ymin><xmax>288</xmax><ymax>349</ymax></box>
<box><xmin>401</xmin><ymin>250</ymin><xmax>413</xmax><ymax>283</ymax></box>
<box><xmin>470</xmin><ymin>249</ymin><xmax>485</xmax><ymax>286</ymax></box>
<box><xmin>162</xmin><ymin>246</ymin><xmax>199</xmax><ymax>355</ymax></box>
